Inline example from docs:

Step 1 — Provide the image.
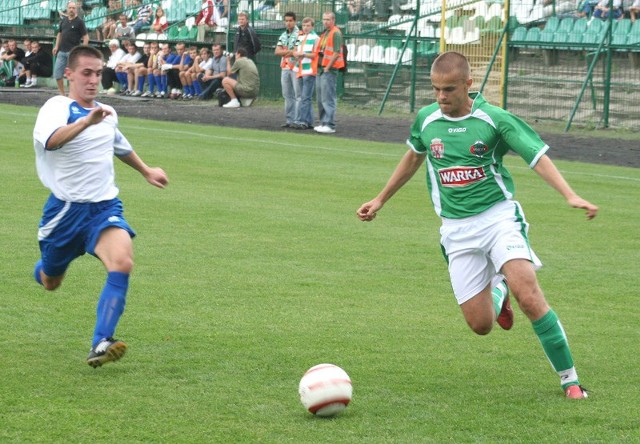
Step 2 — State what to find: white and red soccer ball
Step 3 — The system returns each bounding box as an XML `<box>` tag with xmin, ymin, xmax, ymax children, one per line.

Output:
<box><xmin>298</xmin><ymin>363</ymin><xmax>352</xmax><ymax>417</ymax></box>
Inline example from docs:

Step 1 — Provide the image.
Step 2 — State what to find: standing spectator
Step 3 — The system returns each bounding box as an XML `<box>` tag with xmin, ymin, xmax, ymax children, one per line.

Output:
<box><xmin>356</xmin><ymin>51</ymin><xmax>596</xmax><ymax>400</ymax></box>
<box><xmin>198</xmin><ymin>43</ymin><xmax>227</xmax><ymax>100</ymax></box>
<box><xmin>20</xmin><ymin>42</ymin><xmax>53</xmax><ymax>88</ymax></box>
<box><xmin>314</xmin><ymin>11</ymin><xmax>345</xmax><ymax>134</ymax></box>
<box><xmin>0</xmin><ymin>39</ymin><xmax>26</xmax><ymax>86</ymax></box>
<box><xmin>53</xmin><ymin>1</ymin><xmax>89</xmax><ymax>96</ymax></box>
<box><xmin>115</xmin><ymin>42</ymin><xmax>142</xmax><ymax>94</ymax></box>
<box><xmin>114</xmin><ymin>14</ymin><xmax>136</xmax><ymax>41</ymax></box>
<box><xmin>221</xmin><ymin>47</ymin><xmax>260</xmax><ymax>108</ymax></box>
<box><xmin>292</xmin><ymin>17</ymin><xmax>320</xmax><ymax>130</ymax></box>
<box><xmin>131</xmin><ymin>0</ymin><xmax>154</xmax><ymax>33</ymax></box>
<box><xmin>151</xmin><ymin>5</ymin><xmax>169</xmax><ymax>33</ymax></box>
<box><xmin>102</xmin><ymin>39</ymin><xmax>126</xmax><ymax>92</ymax></box>
<box><xmin>196</xmin><ymin>0</ymin><xmax>216</xmax><ymax>41</ymax></box>
<box><xmin>233</xmin><ymin>12</ymin><xmax>262</xmax><ymax>61</ymax></box>
<box><xmin>32</xmin><ymin>45</ymin><xmax>168</xmax><ymax>368</ymax></box>
<box><xmin>275</xmin><ymin>12</ymin><xmax>301</xmax><ymax>128</ymax></box>
<box><xmin>631</xmin><ymin>0</ymin><xmax>640</xmax><ymax>22</ymax></box>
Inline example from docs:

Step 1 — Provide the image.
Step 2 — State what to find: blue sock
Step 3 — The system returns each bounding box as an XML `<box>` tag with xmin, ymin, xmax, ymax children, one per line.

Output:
<box><xmin>193</xmin><ymin>81</ymin><xmax>202</xmax><ymax>95</ymax></box>
<box><xmin>147</xmin><ymin>74</ymin><xmax>155</xmax><ymax>93</ymax></box>
<box><xmin>116</xmin><ymin>72</ymin><xmax>128</xmax><ymax>89</ymax></box>
<box><xmin>137</xmin><ymin>76</ymin><xmax>145</xmax><ymax>92</ymax></box>
<box><xmin>154</xmin><ymin>74</ymin><xmax>162</xmax><ymax>92</ymax></box>
<box><xmin>92</xmin><ymin>271</ymin><xmax>129</xmax><ymax>347</ymax></box>
<box><xmin>34</xmin><ymin>259</ymin><xmax>43</xmax><ymax>286</ymax></box>
<box><xmin>160</xmin><ymin>75</ymin><xmax>167</xmax><ymax>93</ymax></box>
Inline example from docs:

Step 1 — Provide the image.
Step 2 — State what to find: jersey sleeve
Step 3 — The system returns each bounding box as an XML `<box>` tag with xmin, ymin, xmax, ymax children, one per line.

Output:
<box><xmin>497</xmin><ymin>112</ymin><xmax>549</xmax><ymax>168</ymax></box>
<box><xmin>33</xmin><ymin>97</ymin><xmax>70</xmax><ymax>151</ymax></box>
<box><xmin>106</xmin><ymin>107</ymin><xmax>133</xmax><ymax>157</ymax></box>
<box><xmin>406</xmin><ymin>107</ymin><xmax>431</xmax><ymax>154</ymax></box>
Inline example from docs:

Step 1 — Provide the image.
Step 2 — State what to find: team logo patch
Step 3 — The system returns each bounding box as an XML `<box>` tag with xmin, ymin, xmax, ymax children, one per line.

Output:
<box><xmin>470</xmin><ymin>140</ymin><xmax>489</xmax><ymax>157</ymax></box>
<box><xmin>430</xmin><ymin>138</ymin><xmax>444</xmax><ymax>159</ymax></box>
<box><xmin>108</xmin><ymin>216</ymin><xmax>121</xmax><ymax>223</ymax></box>
<box><xmin>438</xmin><ymin>166</ymin><xmax>487</xmax><ymax>187</ymax></box>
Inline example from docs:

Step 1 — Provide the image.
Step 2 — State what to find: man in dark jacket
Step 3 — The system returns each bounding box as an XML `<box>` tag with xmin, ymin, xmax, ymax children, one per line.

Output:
<box><xmin>20</xmin><ymin>42</ymin><xmax>53</xmax><ymax>88</ymax></box>
<box><xmin>233</xmin><ymin>12</ymin><xmax>261</xmax><ymax>61</ymax></box>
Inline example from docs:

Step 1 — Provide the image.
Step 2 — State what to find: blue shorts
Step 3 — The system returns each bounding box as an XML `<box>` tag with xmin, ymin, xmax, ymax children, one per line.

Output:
<box><xmin>38</xmin><ymin>194</ymin><xmax>136</xmax><ymax>277</ymax></box>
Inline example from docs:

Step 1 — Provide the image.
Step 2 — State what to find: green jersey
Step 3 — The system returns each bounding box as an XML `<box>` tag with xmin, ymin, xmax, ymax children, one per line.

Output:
<box><xmin>407</xmin><ymin>92</ymin><xmax>549</xmax><ymax>219</ymax></box>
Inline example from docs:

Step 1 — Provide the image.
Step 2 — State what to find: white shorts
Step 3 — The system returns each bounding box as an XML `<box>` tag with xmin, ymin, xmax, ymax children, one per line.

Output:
<box><xmin>439</xmin><ymin>200</ymin><xmax>542</xmax><ymax>305</ymax></box>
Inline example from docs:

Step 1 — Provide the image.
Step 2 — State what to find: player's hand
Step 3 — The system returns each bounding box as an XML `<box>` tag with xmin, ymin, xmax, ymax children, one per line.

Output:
<box><xmin>568</xmin><ymin>196</ymin><xmax>598</xmax><ymax>220</ymax></box>
<box><xmin>356</xmin><ymin>199</ymin><xmax>383</xmax><ymax>222</ymax></box>
<box><xmin>145</xmin><ymin>167</ymin><xmax>169</xmax><ymax>189</ymax></box>
<box><xmin>86</xmin><ymin>107</ymin><xmax>112</xmax><ymax>125</ymax></box>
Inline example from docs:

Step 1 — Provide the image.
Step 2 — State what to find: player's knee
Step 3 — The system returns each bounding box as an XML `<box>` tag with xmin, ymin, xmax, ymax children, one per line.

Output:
<box><xmin>467</xmin><ymin>318</ymin><xmax>493</xmax><ymax>336</ymax></box>
<box><xmin>111</xmin><ymin>256</ymin><xmax>134</xmax><ymax>273</ymax></box>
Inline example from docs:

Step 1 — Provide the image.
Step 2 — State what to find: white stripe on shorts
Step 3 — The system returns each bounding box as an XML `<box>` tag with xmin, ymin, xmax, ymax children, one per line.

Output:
<box><xmin>38</xmin><ymin>201</ymin><xmax>71</xmax><ymax>241</ymax></box>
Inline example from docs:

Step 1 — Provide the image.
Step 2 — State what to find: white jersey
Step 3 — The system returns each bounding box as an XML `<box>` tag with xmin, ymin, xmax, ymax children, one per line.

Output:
<box><xmin>33</xmin><ymin>96</ymin><xmax>133</xmax><ymax>203</ymax></box>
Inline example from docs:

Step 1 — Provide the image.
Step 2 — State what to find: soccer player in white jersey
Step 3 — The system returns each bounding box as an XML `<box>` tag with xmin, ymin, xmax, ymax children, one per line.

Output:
<box><xmin>357</xmin><ymin>51</ymin><xmax>598</xmax><ymax>399</ymax></box>
<box><xmin>32</xmin><ymin>45</ymin><xmax>169</xmax><ymax>368</ymax></box>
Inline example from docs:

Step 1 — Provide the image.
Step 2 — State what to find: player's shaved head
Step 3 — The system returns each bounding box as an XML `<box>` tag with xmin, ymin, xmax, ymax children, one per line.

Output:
<box><xmin>430</xmin><ymin>51</ymin><xmax>471</xmax><ymax>81</ymax></box>
<box><xmin>68</xmin><ymin>45</ymin><xmax>104</xmax><ymax>70</ymax></box>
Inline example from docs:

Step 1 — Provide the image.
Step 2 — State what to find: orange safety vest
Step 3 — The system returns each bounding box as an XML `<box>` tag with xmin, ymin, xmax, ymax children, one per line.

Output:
<box><xmin>318</xmin><ymin>26</ymin><xmax>344</xmax><ymax>70</ymax></box>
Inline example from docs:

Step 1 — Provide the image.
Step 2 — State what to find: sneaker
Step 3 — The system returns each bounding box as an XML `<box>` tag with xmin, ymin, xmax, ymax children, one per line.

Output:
<box><xmin>131</xmin><ymin>90</ymin><xmax>142</xmax><ymax>97</ymax></box>
<box><xmin>313</xmin><ymin>125</ymin><xmax>323</xmax><ymax>131</ymax></box>
<box><xmin>281</xmin><ymin>123</ymin><xmax>292</xmax><ymax>128</ymax></box>
<box><xmin>315</xmin><ymin>125</ymin><xmax>336</xmax><ymax>134</ymax></box>
<box><xmin>24</xmin><ymin>82</ymin><xmax>34</xmax><ymax>88</ymax></box>
<box><xmin>565</xmin><ymin>385</ymin><xmax>589</xmax><ymax>399</ymax></box>
<box><xmin>223</xmin><ymin>98</ymin><xmax>241</xmax><ymax>108</ymax></box>
<box><xmin>141</xmin><ymin>91</ymin><xmax>152</xmax><ymax>97</ymax></box>
<box><xmin>86</xmin><ymin>338</ymin><xmax>127</xmax><ymax>368</ymax></box>
<box><xmin>240</xmin><ymin>97</ymin><xmax>254</xmax><ymax>107</ymax></box>
<box><xmin>496</xmin><ymin>281</ymin><xmax>513</xmax><ymax>330</ymax></box>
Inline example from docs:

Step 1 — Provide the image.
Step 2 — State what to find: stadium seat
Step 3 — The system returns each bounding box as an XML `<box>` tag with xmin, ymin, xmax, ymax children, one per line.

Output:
<box><xmin>524</xmin><ymin>26</ymin><xmax>541</xmax><ymax>47</ymax></box>
<box><xmin>544</xmin><ymin>16</ymin><xmax>559</xmax><ymax>33</ymax></box>
<box><xmin>511</xmin><ymin>26</ymin><xmax>527</xmax><ymax>44</ymax></box>
<box><xmin>384</xmin><ymin>46</ymin><xmax>399</xmax><ymax>64</ymax></box>
<box><xmin>177</xmin><ymin>26</ymin><xmax>189</xmax><ymax>40</ymax></box>
<box><xmin>557</xmin><ymin>17</ymin><xmax>574</xmax><ymax>33</ymax></box>
<box><xmin>354</xmin><ymin>44</ymin><xmax>370</xmax><ymax>62</ymax></box>
<box><xmin>572</xmin><ymin>17</ymin><xmax>588</xmax><ymax>34</ymax></box>
<box><xmin>167</xmin><ymin>25</ymin><xmax>180</xmax><ymax>40</ymax></box>
<box><xmin>566</xmin><ymin>31</ymin><xmax>584</xmax><ymax>50</ymax></box>
<box><xmin>448</xmin><ymin>26</ymin><xmax>465</xmax><ymax>44</ymax></box>
<box><xmin>187</xmin><ymin>26</ymin><xmax>198</xmax><ymax>40</ymax></box>
<box><xmin>369</xmin><ymin>45</ymin><xmax>385</xmax><ymax>63</ymax></box>
<box><xmin>346</xmin><ymin>43</ymin><xmax>356</xmax><ymax>62</ymax></box>
<box><xmin>613</xmin><ymin>18</ymin><xmax>631</xmax><ymax>36</ymax></box>
<box><xmin>401</xmin><ymin>48</ymin><xmax>413</xmax><ymax>65</ymax></box>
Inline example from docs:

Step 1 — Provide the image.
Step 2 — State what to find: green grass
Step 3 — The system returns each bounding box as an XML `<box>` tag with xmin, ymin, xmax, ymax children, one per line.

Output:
<box><xmin>1</xmin><ymin>103</ymin><xmax>639</xmax><ymax>442</ymax></box>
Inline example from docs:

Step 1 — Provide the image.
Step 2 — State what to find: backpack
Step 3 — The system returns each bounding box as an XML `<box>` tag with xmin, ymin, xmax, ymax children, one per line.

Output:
<box><xmin>215</xmin><ymin>88</ymin><xmax>231</xmax><ymax>107</ymax></box>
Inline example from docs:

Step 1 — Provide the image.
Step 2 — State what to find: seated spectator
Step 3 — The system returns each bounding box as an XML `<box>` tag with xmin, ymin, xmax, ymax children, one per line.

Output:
<box><xmin>0</xmin><ymin>39</ymin><xmax>26</xmax><ymax>86</ymax></box>
<box><xmin>631</xmin><ymin>0</ymin><xmax>640</xmax><ymax>22</ymax></box>
<box><xmin>151</xmin><ymin>6</ymin><xmax>169</xmax><ymax>33</ymax></box>
<box><xmin>160</xmin><ymin>42</ymin><xmax>192</xmax><ymax>99</ymax></box>
<box><xmin>128</xmin><ymin>42</ymin><xmax>150</xmax><ymax>95</ymax></box>
<box><xmin>140</xmin><ymin>42</ymin><xmax>161</xmax><ymax>97</ymax></box>
<box><xmin>592</xmin><ymin>0</ymin><xmax>623</xmax><ymax>19</ymax></box>
<box><xmin>179</xmin><ymin>46</ymin><xmax>202</xmax><ymax>99</ymax></box>
<box><xmin>222</xmin><ymin>47</ymin><xmax>260</xmax><ymax>108</ymax></box>
<box><xmin>102</xmin><ymin>39</ymin><xmax>126</xmax><ymax>92</ymax></box>
<box><xmin>115</xmin><ymin>42</ymin><xmax>142</xmax><ymax>94</ymax></box>
<box><xmin>19</xmin><ymin>42</ymin><xmax>52</xmax><ymax>88</ymax></box>
<box><xmin>198</xmin><ymin>43</ymin><xmax>227</xmax><ymax>100</ymax></box>
<box><xmin>97</xmin><ymin>0</ymin><xmax>121</xmax><ymax>41</ymax></box>
<box><xmin>131</xmin><ymin>0</ymin><xmax>154</xmax><ymax>33</ymax></box>
<box><xmin>17</xmin><ymin>39</ymin><xmax>34</xmax><ymax>85</ymax></box>
<box><xmin>114</xmin><ymin>14</ymin><xmax>136</xmax><ymax>41</ymax></box>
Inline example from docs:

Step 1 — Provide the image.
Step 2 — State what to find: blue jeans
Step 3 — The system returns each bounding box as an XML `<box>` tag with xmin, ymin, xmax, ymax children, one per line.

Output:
<box><xmin>316</xmin><ymin>71</ymin><xmax>337</xmax><ymax>129</ymax></box>
<box><xmin>295</xmin><ymin>75</ymin><xmax>316</xmax><ymax>126</ymax></box>
<box><xmin>281</xmin><ymin>69</ymin><xmax>300</xmax><ymax>124</ymax></box>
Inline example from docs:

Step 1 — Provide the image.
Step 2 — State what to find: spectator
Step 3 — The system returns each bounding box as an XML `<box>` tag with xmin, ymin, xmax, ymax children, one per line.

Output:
<box><xmin>314</xmin><ymin>11</ymin><xmax>345</xmax><ymax>134</ymax></box>
<box><xmin>196</xmin><ymin>0</ymin><xmax>217</xmax><ymax>41</ymax></box>
<box><xmin>154</xmin><ymin>43</ymin><xmax>173</xmax><ymax>97</ymax></box>
<box><xmin>140</xmin><ymin>42</ymin><xmax>161</xmax><ymax>97</ymax></box>
<box><xmin>198</xmin><ymin>43</ymin><xmax>227</xmax><ymax>100</ymax></box>
<box><xmin>102</xmin><ymin>39</ymin><xmax>126</xmax><ymax>92</ymax></box>
<box><xmin>222</xmin><ymin>47</ymin><xmax>260</xmax><ymax>108</ymax></box>
<box><xmin>59</xmin><ymin>0</ymin><xmax>87</xmax><ymax>19</ymax></box>
<box><xmin>53</xmin><ymin>1</ymin><xmax>89</xmax><ymax>96</ymax></box>
<box><xmin>115</xmin><ymin>42</ymin><xmax>142</xmax><ymax>94</ymax></box>
<box><xmin>114</xmin><ymin>14</ymin><xmax>136</xmax><ymax>41</ymax></box>
<box><xmin>128</xmin><ymin>42</ymin><xmax>150</xmax><ymax>95</ymax></box>
<box><xmin>275</xmin><ymin>11</ymin><xmax>301</xmax><ymax>128</ymax></box>
<box><xmin>233</xmin><ymin>12</ymin><xmax>262</xmax><ymax>61</ymax></box>
<box><xmin>593</xmin><ymin>0</ymin><xmax>623</xmax><ymax>19</ymax></box>
<box><xmin>20</xmin><ymin>42</ymin><xmax>53</xmax><ymax>88</ymax></box>
<box><xmin>178</xmin><ymin>46</ymin><xmax>200</xmax><ymax>99</ymax></box>
<box><xmin>630</xmin><ymin>0</ymin><xmax>640</xmax><ymax>22</ymax></box>
<box><xmin>151</xmin><ymin>5</ymin><xmax>169</xmax><ymax>33</ymax></box>
<box><xmin>0</xmin><ymin>39</ymin><xmax>26</xmax><ymax>86</ymax></box>
<box><xmin>161</xmin><ymin>42</ymin><xmax>192</xmax><ymax>99</ymax></box>
<box><xmin>292</xmin><ymin>17</ymin><xmax>320</xmax><ymax>130</ymax></box>
<box><xmin>131</xmin><ymin>0</ymin><xmax>154</xmax><ymax>33</ymax></box>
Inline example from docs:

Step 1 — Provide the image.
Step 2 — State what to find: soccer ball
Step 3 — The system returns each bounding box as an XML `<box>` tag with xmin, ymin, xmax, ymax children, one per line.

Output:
<box><xmin>299</xmin><ymin>363</ymin><xmax>352</xmax><ymax>417</ymax></box>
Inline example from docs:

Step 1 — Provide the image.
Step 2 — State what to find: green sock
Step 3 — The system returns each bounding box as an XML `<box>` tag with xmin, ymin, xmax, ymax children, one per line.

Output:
<box><xmin>492</xmin><ymin>281</ymin><xmax>508</xmax><ymax>318</ymax></box>
<box><xmin>532</xmin><ymin>309</ymin><xmax>579</xmax><ymax>389</ymax></box>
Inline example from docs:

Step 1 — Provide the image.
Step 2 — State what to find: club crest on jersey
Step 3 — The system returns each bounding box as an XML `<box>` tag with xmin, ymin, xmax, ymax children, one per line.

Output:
<box><xmin>470</xmin><ymin>140</ymin><xmax>489</xmax><ymax>157</ymax></box>
<box><xmin>438</xmin><ymin>166</ymin><xmax>486</xmax><ymax>187</ymax></box>
<box><xmin>430</xmin><ymin>138</ymin><xmax>444</xmax><ymax>159</ymax></box>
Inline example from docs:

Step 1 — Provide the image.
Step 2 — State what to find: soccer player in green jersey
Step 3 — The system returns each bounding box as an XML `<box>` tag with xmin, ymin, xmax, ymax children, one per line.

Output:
<box><xmin>356</xmin><ymin>51</ymin><xmax>598</xmax><ymax>399</ymax></box>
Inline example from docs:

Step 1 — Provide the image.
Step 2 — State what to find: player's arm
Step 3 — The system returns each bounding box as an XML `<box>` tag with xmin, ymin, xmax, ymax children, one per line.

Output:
<box><xmin>46</xmin><ymin>107</ymin><xmax>112</xmax><ymax>149</ymax></box>
<box><xmin>118</xmin><ymin>151</ymin><xmax>169</xmax><ymax>189</ymax></box>
<box><xmin>357</xmin><ymin>149</ymin><xmax>425</xmax><ymax>221</ymax></box>
<box><xmin>53</xmin><ymin>32</ymin><xmax>61</xmax><ymax>55</ymax></box>
<box><xmin>533</xmin><ymin>154</ymin><xmax>598</xmax><ymax>220</ymax></box>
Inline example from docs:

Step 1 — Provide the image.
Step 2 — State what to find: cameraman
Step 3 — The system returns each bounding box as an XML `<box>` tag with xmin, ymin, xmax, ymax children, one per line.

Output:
<box><xmin>221</xmin><ymin>47</ymin><xmax>260</xmax><ymax>108</ymax></box>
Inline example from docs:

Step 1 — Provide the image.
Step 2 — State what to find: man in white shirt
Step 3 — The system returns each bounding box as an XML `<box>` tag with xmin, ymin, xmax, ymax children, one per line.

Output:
<box><xmin>101</xmin><ymin>39</ymin><xmax>126</xmax><ymax>92</ymax></box>
<box><xmin>32</xmin><ymin>45</ymin><xmax>168</xmax><ymax>368</ymax></box>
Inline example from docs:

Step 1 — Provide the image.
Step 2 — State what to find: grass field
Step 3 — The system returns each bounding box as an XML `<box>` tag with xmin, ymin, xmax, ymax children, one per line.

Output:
<box><xmin>1</xmin><ymin>103</ymin><xmax>639</xmax><ymax>443</ymax></box>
